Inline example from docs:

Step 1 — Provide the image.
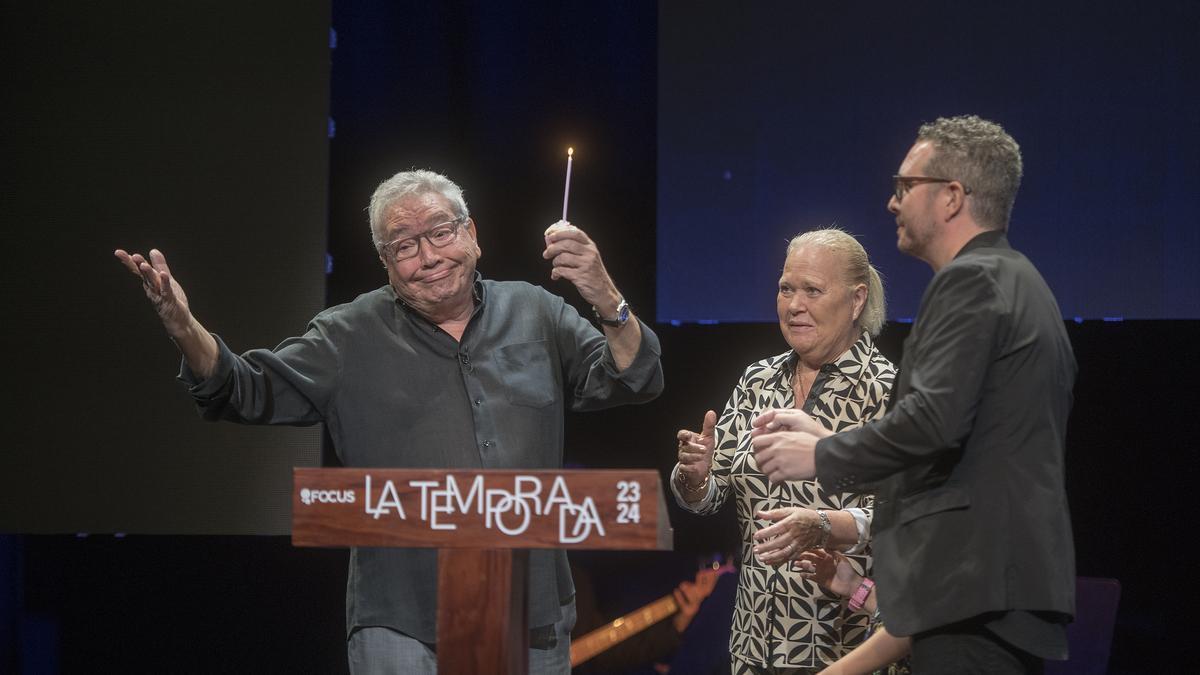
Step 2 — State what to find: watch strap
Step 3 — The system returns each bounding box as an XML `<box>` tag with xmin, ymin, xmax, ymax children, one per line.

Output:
<box><xmin>848</xmin><ymin>577</ymin><xmax>876</xmax><ymax>612</ymax></box>
<box><xmin>593</xmin><ymin>298</ymin><xmax>630</xmax><ymax>327</ymax></box>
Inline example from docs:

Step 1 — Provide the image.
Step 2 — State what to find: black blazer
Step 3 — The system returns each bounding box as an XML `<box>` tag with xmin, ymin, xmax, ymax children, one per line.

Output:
<box><xmin>816</xmin><ymin>230</ymin><xmax>1077</xmax><ymax>638</ymax></box>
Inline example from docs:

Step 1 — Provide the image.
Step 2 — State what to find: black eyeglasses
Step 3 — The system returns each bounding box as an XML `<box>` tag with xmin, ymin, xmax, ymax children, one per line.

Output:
<box><xmin>380</xmin><ymin>216</ymin><xmax>467</xmax><ymax>262</ymax></box>
<box><xmin>892</xmin><ymin>175</ymin><xmax>972</xmax><ymax>202</ymax></box>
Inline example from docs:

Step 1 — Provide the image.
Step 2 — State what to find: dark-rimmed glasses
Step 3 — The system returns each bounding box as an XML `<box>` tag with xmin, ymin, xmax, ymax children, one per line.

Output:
<box><xmin>380</xmin><ymin>216</ymin><xmax>467</xmax><ymax>262</ymax></box>
<box><xmin>892</xmin><ymin>175</ymin><xmax>972</xmax><ymax>202</ymax></box>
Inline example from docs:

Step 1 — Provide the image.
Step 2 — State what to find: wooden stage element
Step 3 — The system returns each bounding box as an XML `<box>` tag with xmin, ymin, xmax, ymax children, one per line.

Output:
<box><xmin>292</xmin><ymin>468</ymin><xmax>672</xmax><ymax>673</ymax></box>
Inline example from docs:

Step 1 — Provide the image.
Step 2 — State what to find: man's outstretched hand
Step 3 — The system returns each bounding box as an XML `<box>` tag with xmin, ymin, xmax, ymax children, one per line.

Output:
<box><xmin>114</xmin><ymin>248</ymin><xmax>217</xmax><ymax>377</ymax></box>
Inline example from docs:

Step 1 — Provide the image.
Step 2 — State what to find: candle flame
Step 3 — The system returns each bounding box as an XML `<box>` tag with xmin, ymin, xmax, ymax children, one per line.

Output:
<box><xmin>568</xmin><ymin>147</ymin><xmax>574</xmax><ymax>157</ymax></box>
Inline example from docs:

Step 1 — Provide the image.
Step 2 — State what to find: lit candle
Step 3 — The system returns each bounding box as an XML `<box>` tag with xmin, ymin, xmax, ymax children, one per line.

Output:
<box><xmin>561</xmin><ymin>147</ymin><xmax>574</xmax><ymax>221</ymax></box>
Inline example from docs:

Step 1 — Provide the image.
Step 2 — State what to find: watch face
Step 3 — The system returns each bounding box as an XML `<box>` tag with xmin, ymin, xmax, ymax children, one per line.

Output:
<box><xmin>594</xmin><ymin>299</ymin><xmax>630</xmax><ymax>326</ymax></box>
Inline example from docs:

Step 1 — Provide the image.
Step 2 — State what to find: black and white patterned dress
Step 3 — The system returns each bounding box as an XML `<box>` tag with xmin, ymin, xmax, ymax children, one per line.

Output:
<box><xmin>672</xmin><ymin>332</ymin><xmax>895</xmax><ymax>672</ymax></box>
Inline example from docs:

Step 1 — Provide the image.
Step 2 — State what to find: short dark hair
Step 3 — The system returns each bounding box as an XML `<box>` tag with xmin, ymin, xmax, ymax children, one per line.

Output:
<box><xmin>917</xmin><ymin>115</ymin><xmax>1022</xmax><ymax>230</ymax></box>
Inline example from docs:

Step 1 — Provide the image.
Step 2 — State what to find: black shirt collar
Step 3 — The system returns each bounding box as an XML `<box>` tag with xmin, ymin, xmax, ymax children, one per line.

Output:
<box><xmin>774</xmin><ymin>330</ymin><xmax>876</xmax><ymax>386</ymax></box>
<box><xmin>956</xmin><ymin>229</ymin><xmax>1010</xmax><ymax>259</ymax></box>
<box><xmin>390</xmin><ymin>271</ymin><xmax>485</xmax><ymax>335</ymax></box>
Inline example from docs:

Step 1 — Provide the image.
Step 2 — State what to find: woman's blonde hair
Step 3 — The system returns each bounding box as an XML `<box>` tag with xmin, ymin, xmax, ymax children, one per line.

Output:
<box><xmin>786</xmin><ymin>228</ymin><xmax>886</xmax><ymax>337</ymax></box>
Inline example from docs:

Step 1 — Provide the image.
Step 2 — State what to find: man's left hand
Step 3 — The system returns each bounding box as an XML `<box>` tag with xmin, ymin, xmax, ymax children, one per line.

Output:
<box><xmin>751</xmin><ymin>409</ymin><xmax>823</xmax><ymax>483</ymax></box>
<box><xmin>542</xmin><ymin>222</ymin><xmax>621</xmax><ymax>313</ymax></box>
<box><xmin>751</xmin><ymin>408</ymin><xmax>830</xmax><ymax>438</ymax></box>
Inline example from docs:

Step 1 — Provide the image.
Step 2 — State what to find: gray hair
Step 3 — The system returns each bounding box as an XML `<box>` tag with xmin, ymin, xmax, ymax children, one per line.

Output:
<box><xmin>916</xmin><ymin>115</ymin><xmax>1023</xmax><ymax>231</ymax></box>
<box><xmin>367</xmin><ymin>169</ymin><xmax>470</xmax><ymax>250</ymax></box>
<box><xmin>786</xmin><ymin>228</ymin><xmax>886</xmax><ymax>337</ymax></box>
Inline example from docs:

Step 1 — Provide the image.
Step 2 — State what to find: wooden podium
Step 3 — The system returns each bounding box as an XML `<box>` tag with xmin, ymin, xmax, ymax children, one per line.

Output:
<box><xmin>292</xmin><ymin>468</ymin><xmax>672</xmax><ymax>674</ymax></box>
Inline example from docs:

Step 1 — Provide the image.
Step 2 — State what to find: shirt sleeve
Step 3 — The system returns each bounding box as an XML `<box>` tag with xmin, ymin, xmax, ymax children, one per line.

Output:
<box><xmin>842</xmin><ymin>507</ymin><xmax>872</xmax><ymax>554</ymax></box>
<box><xmin>668</xmin><ymin>463</ymin><xmax>716</xmax><ymax>509</ymax></box>
<box><xmin>816</xmin><ymin>262</ymin><xmax>1005</xmax><ymax>491</ymax></box>
<box><xmin>553</xmin><ymin>295</ymin><xmax>664</xmax><ymax>411</ymax></box>
<box><xmin>177</xmin><ymin>322</ymin><xmax>340</xmax><ymax>426</ymax></box>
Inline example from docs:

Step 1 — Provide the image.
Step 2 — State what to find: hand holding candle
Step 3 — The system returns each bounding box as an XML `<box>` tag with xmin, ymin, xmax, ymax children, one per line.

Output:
<box><xmin>541</xmin><ymin>143</ymin><xmax>643</xmax><ymax>367</ymax></box>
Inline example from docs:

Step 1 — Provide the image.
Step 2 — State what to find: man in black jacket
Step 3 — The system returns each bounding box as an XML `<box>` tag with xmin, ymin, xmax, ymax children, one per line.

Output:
<box><xmin>752</xmin><ymin>116</ymin><xmax>1076</xmax><ymax>674</ymax></box>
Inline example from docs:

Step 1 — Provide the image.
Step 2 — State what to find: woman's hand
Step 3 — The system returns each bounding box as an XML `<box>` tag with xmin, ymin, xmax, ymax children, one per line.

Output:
<box><xmin>752</xmin><ymin>507</ymin><xmax>826</xmax><ymax>567</ymax></box>
<box><xmin>676</xmin><ymin>410</ymin><xmax>717</xmax><ymax>491</ymax></box>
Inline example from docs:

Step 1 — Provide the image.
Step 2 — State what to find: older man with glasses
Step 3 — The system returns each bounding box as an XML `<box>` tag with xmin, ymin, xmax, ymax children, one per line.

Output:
<box><xmin>752</xmin><ymin>116</ymin><xmax>1076</xmax><ymax>675</ymax></box>
<box><xmin>115</xmin><ymin>169</ymin><xmax>664</xmax><ymax>674</ymax></box>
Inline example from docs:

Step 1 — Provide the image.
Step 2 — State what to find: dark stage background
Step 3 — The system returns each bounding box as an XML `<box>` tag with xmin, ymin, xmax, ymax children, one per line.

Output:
<box><xmin>4</xmin><ymin>1</ymin><xmax>1199</xmax><ymax>673</ymax></box>
<box><xmin>0</xmin><ymin>1</ymin><xmax>330</xmax><ymax>535</ymax></box>
<box><xmin>658</xmin><ymin>1</ymin><xmax>1200</xmax><ymax>323</ymax></box>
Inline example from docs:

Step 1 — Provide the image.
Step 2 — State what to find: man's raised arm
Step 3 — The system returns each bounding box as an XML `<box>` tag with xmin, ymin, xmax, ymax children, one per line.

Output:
<box><xmin>114</xmin><ymin>248</ymin><xmax>218</xmax><ymax>378</ymax></box>
<box><xmin>542</xmin><ymin>222</ymin><xmax>644</xmax><ymax>371</ymax></box>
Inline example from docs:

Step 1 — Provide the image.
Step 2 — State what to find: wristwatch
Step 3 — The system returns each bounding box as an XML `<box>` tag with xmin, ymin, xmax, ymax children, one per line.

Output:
<box><xmin>593</xmin><ymin>298</ymin><xmax>630</xmax><ymax>328</ymax></box>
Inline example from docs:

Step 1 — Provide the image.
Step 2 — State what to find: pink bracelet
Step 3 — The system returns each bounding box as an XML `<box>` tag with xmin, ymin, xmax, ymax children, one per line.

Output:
<box><xmin>848</xmin><ymin>577</ymin><xmax>875</xmax><ymax>612</ymax></box>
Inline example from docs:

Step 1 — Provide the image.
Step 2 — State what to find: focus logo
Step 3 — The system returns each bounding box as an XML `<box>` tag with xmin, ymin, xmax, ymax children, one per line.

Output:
<box><xmin>299</xmin><ymin>488</ymin><xmax>356</xmax><ymax>506</ymax></box>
